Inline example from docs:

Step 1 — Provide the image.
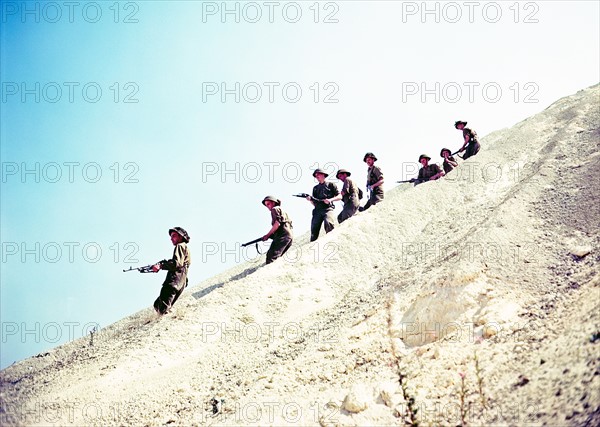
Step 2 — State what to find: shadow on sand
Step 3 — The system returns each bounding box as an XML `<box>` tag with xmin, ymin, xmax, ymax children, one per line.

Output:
<box><xmin>191</xmin><ymin>265</ymin><xmax>261</xmax><ymax>300</ymax></box>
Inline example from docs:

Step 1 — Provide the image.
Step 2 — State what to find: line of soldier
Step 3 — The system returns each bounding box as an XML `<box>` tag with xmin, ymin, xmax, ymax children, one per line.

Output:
<box><xmin>149</xmin><ymin>120</ymin><xmax>479</xmax><ymax>315</ymax></box>
<box><xmin>414</xmin><ymin>120</ymin><xmax>480</xmax><ymax>184</ymax></box>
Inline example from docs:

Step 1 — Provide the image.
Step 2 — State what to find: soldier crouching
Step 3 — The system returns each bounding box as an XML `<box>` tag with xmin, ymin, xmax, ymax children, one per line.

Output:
<box><xmin>152</xmin><ymin>227</ymin><xmax>191</xmax><ymax>315</ymax></box>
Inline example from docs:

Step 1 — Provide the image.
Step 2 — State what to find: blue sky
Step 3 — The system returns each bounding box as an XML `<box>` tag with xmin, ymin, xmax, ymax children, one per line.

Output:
<box><xmin>1</xmin><ymin>1</ymin><xmax>599</xmax><ymax>368</ymax></box>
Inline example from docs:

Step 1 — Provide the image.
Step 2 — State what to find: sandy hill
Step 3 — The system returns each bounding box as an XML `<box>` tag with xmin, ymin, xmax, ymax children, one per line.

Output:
<box><xmin>1</xmin><ymin>85</ymin><xmax>599</xmax><ymax>426</ymax></box>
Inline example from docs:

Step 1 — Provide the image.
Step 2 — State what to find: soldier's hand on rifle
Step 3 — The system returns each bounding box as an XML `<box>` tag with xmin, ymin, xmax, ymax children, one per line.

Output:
<box><xmin>151</xmin><ymin>263</ymin><xmax>161</xmax><ymax>273</ymax></box>
<box><xmin>262</xmin><ymin>234</ymin><xmax>269</xmax><ymax>241</ymax></box>
<box><xmin>305</xmin><ymin>196</ymin><xmax>312</xmax><ymax>202</ymax></box>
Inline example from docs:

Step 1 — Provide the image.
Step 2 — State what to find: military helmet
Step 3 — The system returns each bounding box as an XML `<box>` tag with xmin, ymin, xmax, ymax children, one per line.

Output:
<box><xmin>262</xmin><ymin>195</ymin><xmax>281</xmax><ymax>206</ymax></box>
<box><xmin>169</xmin><ymin>227</ymin><xmax>190</xmax><ymax>243</ymax></box>
<box><xmin>419</xmin><ymin>154</ymin><xmax>431</xmax><ymax>162</ymax></box>
<box><xmin>313</xmin><ymin>168</ymin><xmax>329</xmax><ymax>178</ymax></box>
<box><xmin>454</xmin><ymin>120</ymin><xmax>467</xmax><ymax>128</ymax></box>
<box><xmin>363</xmin><ymin>152</ymin><xmax>378</xmax><ymax>162</ymax></box>
<box><xmin>440</xmin><ymin>148</ymin><xmax>452</xmax><ymax>157</ymax></box>
<box><xmin>336</xmin><ymin>169</ymin><xmax>351</xmax><ymax>178</ymax></box>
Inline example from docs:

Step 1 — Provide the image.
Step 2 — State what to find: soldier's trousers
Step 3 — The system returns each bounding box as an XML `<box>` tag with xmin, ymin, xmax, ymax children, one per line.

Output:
<box><xmin>310</xmin><ymin>209</ymin><xmax>336</xmax><ymax>241</ymax></box>
<box><xmin>266</xmin><ymin>236</ymin><xmax>293</xmax><ymax>264</ymax></box>
<box><xmin>361</xmin><ymin>188</ymin><xmax>384</xmax><ymax>211</ymax></box>
<box><xmin>153</xmin><ymin>279</ymin><xmax>187</xmax><ymax>315</ymax></box>
<box><xmin>338</xmin><ymin>200</ymin><xmax>359</xmax><ymax>224</ymax></box>
<box><xmin>463</xmin><ymin>142</ymin><xmax>480</xmax><ymax>160</ymax></box>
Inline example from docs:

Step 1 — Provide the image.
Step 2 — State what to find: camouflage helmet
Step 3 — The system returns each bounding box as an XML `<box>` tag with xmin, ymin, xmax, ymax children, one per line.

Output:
<box><xmin>454</xmin><ymin>120</ymin><xmax>467</xmax><ymax>129</ymax></box>
<box><xmin>313</xmin><ymin>168</ymin><xmax>329</xmax><ymax>178</ymax></box>
<box><xmin>418</xmin><ymin>154</ymin><xmax>431</xmax><ymax>162</ymax></box>
<box><xmin>169</xmin><ymin>227</ymin><xmax>190</xmax><ymax>243</ymax></box>
<box><xmin>336</xmin><ymin>169</ymin><xmax>351</xmax><ymax>179</ymax></box>
<box><xmin>363</xmin><ymin>152</ymin><xmax>378</xmax><ymax>162</ymax></box>
<box><xmin>440</xmin><ymin>148</ymin><xmax>452</xmax><ymax>157</ymax></box>
<box><xmin>261</xmin><ymin>195</ymin><xmax>281</xmax><ymax>206</ymax></box>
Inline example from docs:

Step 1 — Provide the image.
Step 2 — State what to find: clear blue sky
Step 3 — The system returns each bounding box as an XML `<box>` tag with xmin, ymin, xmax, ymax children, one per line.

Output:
<box><xmin>1</xmin><ymin>1</ymin><xmax>599</xmax><ymax>368</ymax></box>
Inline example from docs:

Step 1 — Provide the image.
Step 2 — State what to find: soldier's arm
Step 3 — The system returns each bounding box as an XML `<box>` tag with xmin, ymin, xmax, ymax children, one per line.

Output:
<box><xmin>160</xmin><ymin>245</ymin><xmax>186</xmax><ymax>271</ymax></box>
<box><xmin>371</xmin><ymin>169</ymin><xmax>384</xmax><ymax>188</ymax></box>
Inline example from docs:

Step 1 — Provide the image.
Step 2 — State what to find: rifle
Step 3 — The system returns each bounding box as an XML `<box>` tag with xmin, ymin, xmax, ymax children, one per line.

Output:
<box><xmin>242</xmin><ymin>237</ymin><xmax>264</xmax><ymax>254</ymax></box>
<box><xmin>396</xmin><ymin>178</ymin><xmax>421</xmax><ymax>184</ymax></box>
<box><xmin>292</xmin><ymin>193</ymin><xmax>325</xmax><ymax>203</ymax></box>
<box><xmin>123</xmin><ymin>263</ymin><xmax>158</xmax><ymax>273</ymax></box>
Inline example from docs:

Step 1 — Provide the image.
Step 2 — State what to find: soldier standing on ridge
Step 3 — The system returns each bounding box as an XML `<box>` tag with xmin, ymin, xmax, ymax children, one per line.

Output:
<box><xmin>417</xmin><ymin>154</ymin><xmax>445</xmax><ymax>183</ymax></box>
<box><xmin>440</xmin><ymin>148</ymin><xmax>459</xmax><ymax>174</ymax></box>
<box><xmin>261</xmin><ymin>195</ymin><xmax>293</xmax><ymax>264</ymax></box>
<box><xmin>455</xmin><ymin>120</ymin><xmax>480</xmax><ymax>160</ymax></box>
<box><xmin>360</xmin><ymin>152</ymin><xmax>384</xmax><ymax>211</ymax></box>
<box><xmin>152</xmin><ymin>227</ymin><xmax>191</xmax><ymax>315</ymax></box>
<box><xmin>307</xmin><ymin>168</ymin><xmax>339</xmax><ymax>241</ymax></box>
<box><xmin>326</xmin><ymin>169</ymin><xmax>360</xmax><ymax>224</ymax></box>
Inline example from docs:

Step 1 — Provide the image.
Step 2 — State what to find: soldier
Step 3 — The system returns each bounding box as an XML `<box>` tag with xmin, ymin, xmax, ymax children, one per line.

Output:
<box><xmin>261</xmin><ymin>195</ymin><xmax>293</xmax><ymax>264</ymax></box>
<box><xmin>152</xmin><ymin>227</ymin><xmax>191</xmax><ymax>315</ymax></box>
<box><xmin>326</xmin><ymin>169</ymin><xmax>360</xmax><ymax>224</ymax></box>
<box><xmin>440</xmin><ymin>148</ymin><xmax>459</xmax><ymax>174</ymax></box>
<box><xmin>307</xmin><ymin>168</ymin><xmax>339</xmax><ymax>241</ymax></box>
<box><xmin>360</xmin><ymin>152</ymin><xmax>384</xmax><ymax>211</ymax></box>
<box><xmin>417</xmin><ymin>154</ymin><xmax>445</xmax><ymax>183</ymax></box>
<box><xmin>455</xmin><ymin>120</ymin><xmax>480</xmax><ymax>160</ymax></box>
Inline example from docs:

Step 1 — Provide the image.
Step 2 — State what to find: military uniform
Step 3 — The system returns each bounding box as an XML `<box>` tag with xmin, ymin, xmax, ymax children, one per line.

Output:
<box><xmin>266</xmin><ymin>205</ymin><xmax>293</xmax><ymax>264</ymax></box>
<box><xmin>462</xmin><ymin>127</ymin><xmax>480</xmax><ymax>160</ymax></box>
<box><xmin>311</xmin><ymin>181</ymin><xmax>339</xmax><ymax>241</ymax></box>
<box><xmin>418</xmin><ymin>163</ymin><xmax>443</xmax><ymax>182</ymax></box>
<box><xmin>154</xmin><ymin>227</ymin><xmax>191</xmax><ymax>315</ymax></box>
<box><xmin>440</xmin><ymin>148</ymin><xmax>458</xmax><ymax>174</ymax></box>
<box><xmin>362</xmin><ymin>164</ymin><xmax>384</xmax><ymax>210</ymax></box>
<box><xmin>442</xmin><ymin>156</ymin><xmax>458</xmax><ymax>174</ymax></box>
<box><xmin>338</xmin><ymin>176</ymin><xmax>360</xmax><ymax>223</ymax></box>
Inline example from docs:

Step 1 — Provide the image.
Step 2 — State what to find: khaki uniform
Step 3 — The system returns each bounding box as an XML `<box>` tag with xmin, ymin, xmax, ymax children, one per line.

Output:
<box><xmin>443</xmin><ymin>156</ymin><xmax>458</xmax><ymax>174</ymax></box>
<box><xmin>267</xmin><ymin>206</ymin><xmax>293</xmax><ymax>264</ymax></box>
<box><xmin>418</xmin><ymin>163</ymin><xmax>443</xmax><ymax>182</ymax></box>
<box><xmin>311</xmin><ymin>182</ymin><xmax>339</xmax><ymax>241</ymax></box>
<box><xmin>338</xmin><ymin>178</ymin><xmax>360</xmax><ymax>223</ymax></box>
<box><xmin>462</xmin><ymin>127</ymin><xmax>480</xmax><ymax>160</ymax></box>
<box><xmin>362</xmin><ymin>165</ymin><xmax>384</xmax><ymax>211</ymax></box>
<box><xmin>153</xmin><ymin>242</ymin><xmax>191</xmax><ymax>314</ymax></box>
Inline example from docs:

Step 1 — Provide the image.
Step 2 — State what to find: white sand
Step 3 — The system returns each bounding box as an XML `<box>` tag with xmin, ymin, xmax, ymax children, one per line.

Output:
<box><xmin>1</xmin><ymin>84</ymin><xmax>599</xmax><ymax>426</ymax></box>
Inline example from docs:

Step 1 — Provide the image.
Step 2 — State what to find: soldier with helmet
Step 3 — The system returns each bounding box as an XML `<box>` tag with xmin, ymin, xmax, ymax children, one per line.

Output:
<box><xmin>417</xmin><ymin>154</ymin><xmax>445</xmax><ymax>183</ymax></box>
<box><xmin>308</xmin><ymin>168</ymin><xmax>339</xmax><ymax>241</ymax></box>
<box><xmin>325</xmin><ymin>169</ymin><xmax>360</xmax><ymax>224</ymax></box>
<box><xmin>455</xmin><ymin>120</ymin><xmax>480</xmax><ymax>160</ymax></box>
<box><xmin>360</xmin><ymin>152</ymin><xmax>384</xmax><ymax>211</ymax></box>
<box><xmin>440</xmin><ymin>148</ymin><xmax>459</xmax><ymax>174</ymax></box>
<box><xmin>152</xmin><ymin>227</ymin><xmax>191</xmax><ymax>315</ymax></box>
<box><xmin>261</xmin><ymin>195</ymin><xmax>293</xmax><ymax>264</ymax></box>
